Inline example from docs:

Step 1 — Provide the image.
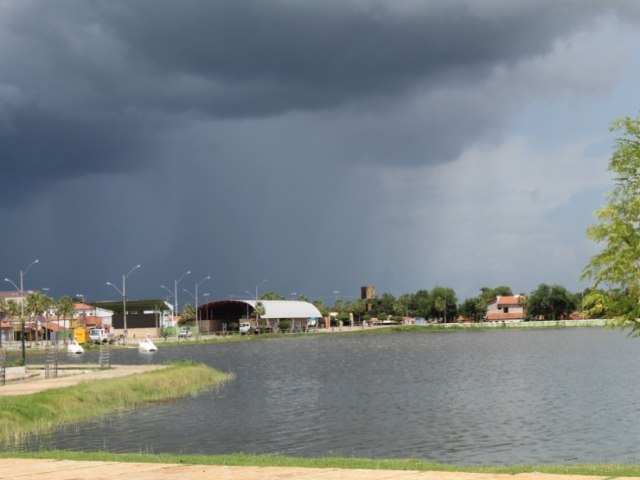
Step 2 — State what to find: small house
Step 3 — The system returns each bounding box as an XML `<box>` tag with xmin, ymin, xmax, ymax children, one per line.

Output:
<box><xmin>486</xmin><ymin>295</ymin><xmax>525</xmax><ymax>322</ymax></box>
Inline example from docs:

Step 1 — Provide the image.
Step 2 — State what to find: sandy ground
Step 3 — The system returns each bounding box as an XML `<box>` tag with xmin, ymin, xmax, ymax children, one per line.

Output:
<box><xmin>0</xmin><ymin>364</ymin><xmax>166</xmax><ymax>396</ymax></box>
<box><xmin>0</xmin><ymin>459</ymin><xmax>625</xmax><ymax>480</ymax></box>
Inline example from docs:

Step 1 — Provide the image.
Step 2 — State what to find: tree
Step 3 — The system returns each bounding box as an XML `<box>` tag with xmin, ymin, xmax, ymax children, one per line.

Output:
<box><xmin>434</xmin><ymin>297</ymin><xmax>446</xmax><ymax>322</ymax></box>
<box><xmin>582</xmin><ymin>115</ymin><xmax>640</xmax><ymax>331</ymax></box>
<box><xmin>312</xmin><ymin>299</ymin><xmax>329</xmax><ymax>317</ymax></box>
<box><xmin>25</xmin><ymin>292</ymin><xmax>53</xmax><ymax>343</ymax></box>
<box><xmin>0</xmin><ymin>297</ymin><xmax>7</xmax><ymax>331</ymax></box>
<box><xmin>56</xmin><ymin>296</ymin><xmax>75</xmax><ymax>337</ymax></box>
<box><xmin>414</xmin><ymin>290</ymin><xmax>432</xmax><ymax>318</ymax></box>
<box><xmin>518</xmin><ymin>294</ymin><xmax>529</xmax><ymax>320</ymax></box>
<box><xmin>391</xmin><ymin>293</ymin><xmax>414</xmax><ymax>318</ymax></box>
<box><xmin>332</xmin><ymin>298</ymin><xmax>347</xmax><ymax>313</ymax></box>
<box><xmin>528</xmin><ymin>284</ymin><xmax>576</xmax><ymax>320</ymax></box>
<box><xmin>479</xmin><ymin>286</ymin><xmax>513</xmax><ymax>305</ymax></box>
<box><xmin>582</xmin><ymin>290</ymin><xmax>609</xmax><ymax>318</ymax></box>
<box><xmin>459</xmin><ymin>297</ymin><xmax>486</xmax><ymax>322</ymax></box>
<box><xmin>260</xmin><ymin>291</ymin><xmax>286</xmax><ymax>300</ymax></box>
<box><xmin>374</xmin><ymin>293</ymin><xmax>396</xmax><ymax>318</ymax></box>
<box><xmin>254</xmin><ymin>301</ymin><xmax>265</xmax><ymax>325</ymax></box>
<box><xmin>180</xmin><ymin>304</ymin><xmax>196</xmax><ymax>324</ymax></box>
<box><xmin>430</xmin><ymin>286</ymin><xmax>457</xmax><ymax>322</ymax></box>
<box><xmin>296</xmin><ymin>294</ymin><xmax>310</xmax><ymax>303</ymax></box>
<box><xmin>350</xmin><ymin>299</ymin><xmax>367</xmax><ymax>322</ymax></box>
<box><xmin>4</xmin><ymin>299</ymin><xmax>20</xmax><ymax>324</ymax></box>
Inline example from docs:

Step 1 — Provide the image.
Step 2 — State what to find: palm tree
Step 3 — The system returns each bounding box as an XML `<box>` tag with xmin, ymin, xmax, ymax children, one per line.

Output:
<box><xmin>3</xmin><ymin>299</ymin><xmax>20</xmax><ymax>347</ymax></box>
<box><xmin>25</xmin><ymin>292</ymin><xmax>53</xmax><ymax>344</ymax></box>
<box><xmin>518</xmin><ymin>294</ymin><xmax>529</xmax><ymax>321</ymax></box>
<box><xmin>0</xmin><ymin>297</ymin><xmax>7</xmax><ymax>346</ymax></box>
<box><xmin>254</xmin><ymin>301</ymin><xmax>265</xmax><ymax>329</ymax></box>
<box><xmin>56</xmin><ymin>296</ymin><xmax>75</xmax><ymax>344</ymax></box>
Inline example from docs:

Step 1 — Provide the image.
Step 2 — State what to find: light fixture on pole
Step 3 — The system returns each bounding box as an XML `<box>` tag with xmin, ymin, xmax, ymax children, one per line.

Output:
<box><xmin>172</xmin><ymin>270</ymin><xmax>191</xmax><ymax>336</ymax></box>
<box><xmin>160</xmin><ymin>284</ymin><xmax>175</xmax><ymax>319</ymax></box>
<box><xmin>107</xmin><ymin>264</ymin><xmax>141</xmax><ymax>343</ymax></box>
<box><xmin>20</xmin><ymin>259</ymin><xmax>39</xmax><ymax>295</ymax></box>
<box><xmin>160</xmin><ymin>285</ymin><xmax>174</xmax><ymax>299</ymax></box>
<box><xmin>245</xmin><ymin>279</ymin><xmax>268</xmax><ymax>328</ymax></box>
<box><xmin>5</xmin><ymin>258</ymin><xmax>39</xmax><ymax>364</ymax></box>
<box><xmin>195</xmin><ymin>275</ymin><xmax>210</xmax><ymax>338</ymax></box>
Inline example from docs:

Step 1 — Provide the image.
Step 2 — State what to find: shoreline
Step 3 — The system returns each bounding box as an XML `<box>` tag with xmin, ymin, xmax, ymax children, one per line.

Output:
<box><xmin>2</xmin><ymin>453</ymin><xmax>640</xmax><ymax>479</ymax></box>
<box><xmin>419</xmin><ymin>319</ymin><xmax>611</xmax><ymax>329</ymax></box>
<box><xmin>0</xmin><ymin>320</ymin><xmax>613</xmax><ymax>355</ymax></box>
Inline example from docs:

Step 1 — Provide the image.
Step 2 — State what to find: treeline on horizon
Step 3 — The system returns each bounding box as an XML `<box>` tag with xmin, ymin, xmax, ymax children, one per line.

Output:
<box><xmin>257</xmin><ymin>284</ymin><xmax>600</xmax><ymax>323</ymax></box>
<box><xmin>0</xmin><ymin>283</ymin><xmax>618</xmax><ymax>325</ymax></box>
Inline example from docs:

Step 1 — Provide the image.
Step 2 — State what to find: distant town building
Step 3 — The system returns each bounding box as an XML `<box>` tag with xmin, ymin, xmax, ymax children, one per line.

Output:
<box><xmin>361</xmin><ymin>285</ymin><xmax>376</xmax><ymax>312</ymax></box>
<box><xmin>360</xmin><ymin>285</ymin><xmax>376</xmax><ymax>300</ymax></box>
<box><xmin>73</xmin><ymin>303</ymin><xmax>114</xmax><ymax>330</ymax></box>
<box><xmin>486</xmin><ymin>295</ymin><xmax>525</xmax><ymax>322</ymax></box>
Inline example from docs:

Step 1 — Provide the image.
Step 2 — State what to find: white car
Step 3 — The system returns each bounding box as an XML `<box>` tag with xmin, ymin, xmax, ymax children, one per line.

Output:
<box><xmin>178</xmin><ymin>328</ymin><xmax>192</xmax><ymax>338</ymax></box>
<box><xmin>239</xmin><ymin>322</ymin><xmax>251</xmax><ymax>334</ymax></box>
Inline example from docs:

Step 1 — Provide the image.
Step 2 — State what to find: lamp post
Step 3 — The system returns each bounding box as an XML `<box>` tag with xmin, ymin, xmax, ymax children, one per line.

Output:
<box><xmin>195</xmin><ymin>276</ymin><xmax>210</xmax><ymax>337</ymax></box>
<box><xmin>5</xmin><ymin>258</ymin><xmax>39</xmax><ymax>364</ymax></box>
<box><xmin>4</xmin><ymin>278</ymin><xmax>20</xmax><ymax>354</ymax></box>
<box><xmin>107</xmin><ymin>264</ymin><xmax>141</xmax><ymax>343</ymax></box>
<box><xmin>160</xmin><ymin>284</ymin><xmax>175</xmax><ymax>316</ymax></box>
<box><xmin>160</xmin><ymin>285</ymin><xmax>174</xmax><ymax>299</ymax></box>
<box><xmin>245</xmin><ymin>279</ymin><xmax>267</xmax><ymax>329</ymax></box>
<box><xmin>183</xmin><ymin>279</ymin><xmax>210</xmax><ymax>339</ymax></box>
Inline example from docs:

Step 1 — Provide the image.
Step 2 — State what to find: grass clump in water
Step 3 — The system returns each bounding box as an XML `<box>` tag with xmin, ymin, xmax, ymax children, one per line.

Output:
<box><xmin>0</xmin><ymin>361</ymin><xmax>231</xmax><ymax>446</ymax></box>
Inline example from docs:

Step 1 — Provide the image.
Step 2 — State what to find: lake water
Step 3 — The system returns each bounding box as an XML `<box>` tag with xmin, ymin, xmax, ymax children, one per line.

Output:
<box><xmin>16</xmin><ymin>328</ymin><xmax>640</xmax><ymax>465</ymax></box>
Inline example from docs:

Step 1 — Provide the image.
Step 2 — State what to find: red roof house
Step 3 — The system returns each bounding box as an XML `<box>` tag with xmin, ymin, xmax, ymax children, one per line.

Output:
<box><xmin>486</xmin><ymin>295</ymin><xmax>525</xmax><ymax>322</ymax></box>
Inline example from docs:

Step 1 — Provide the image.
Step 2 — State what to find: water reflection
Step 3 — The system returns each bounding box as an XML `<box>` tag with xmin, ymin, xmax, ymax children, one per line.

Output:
<box><xmin>17</xmin><ymin>328</ymin><xmax>640</xmax><ymax>464</ymax></box>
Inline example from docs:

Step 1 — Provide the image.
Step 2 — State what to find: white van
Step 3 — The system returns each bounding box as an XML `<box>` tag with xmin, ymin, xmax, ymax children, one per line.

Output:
<box><xmin>239</xmin><ymin>322</ymin><xmax>251</xmax><ymax>334</ymax></box>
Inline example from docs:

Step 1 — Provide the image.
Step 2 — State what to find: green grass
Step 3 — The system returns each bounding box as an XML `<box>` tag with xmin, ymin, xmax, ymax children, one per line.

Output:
<box><xmin>0</xmin><ymin>361</ymin><xmax>232</xmax><ymax>445</ymax></box>
<box><xmin>1</xmin><ymin>451</ymin><xmax>640</xmax><ymax>477</ymax></box>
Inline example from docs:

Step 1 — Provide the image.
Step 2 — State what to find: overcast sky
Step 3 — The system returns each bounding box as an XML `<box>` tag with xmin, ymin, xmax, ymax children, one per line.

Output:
<box><xmin>2</xmin><ymin>0</ymin><xmax>640</xmax><ymax>305</ymax></box>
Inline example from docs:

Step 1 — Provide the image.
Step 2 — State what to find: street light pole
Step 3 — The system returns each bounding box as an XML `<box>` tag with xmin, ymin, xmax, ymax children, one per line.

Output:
<box><xmin>20</xmin><ymin>259</ymin><xmax>39</xmax><ymax>295</ymax></box>
<box><xmin>245</xmin><ymin>279</ymin><xmax>267</xmax><ymax>329</ymax></box>
<box><xmin>5</xmin><ymin>258</ymin><xmax>38</xmax><ymax>365</ymax></box>
<box><xmin>160</xmin><ymin>284</ymin><xmax>175</xmax><ymax>316</ymax></box>
<box><xmin>107</xmin><ymin>264</ymin><xmax>140</xmax><ymax>343</ymax></box>
<box><xmin>195</xmin><ymin>276</ymin><xmax>210</xmax><ymax>338</ymax></box>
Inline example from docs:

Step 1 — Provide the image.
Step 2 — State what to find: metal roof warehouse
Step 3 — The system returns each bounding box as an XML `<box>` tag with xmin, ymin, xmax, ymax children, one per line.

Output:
<box><xmin>198</xmin><ymin>300</ymin><xmax>322</xmax><ymax>334</ymax></box>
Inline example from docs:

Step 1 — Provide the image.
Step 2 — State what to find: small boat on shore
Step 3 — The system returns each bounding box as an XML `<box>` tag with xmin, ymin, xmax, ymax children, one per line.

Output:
<box><xmin>67</xmin><ymin>338</ymin><xmax>84</xmax><ymax>354</ymax></box>
<box><xmin>138</xmin><ymin>335</ymin><xmax>158</xmax><ymax>352</ymax></box>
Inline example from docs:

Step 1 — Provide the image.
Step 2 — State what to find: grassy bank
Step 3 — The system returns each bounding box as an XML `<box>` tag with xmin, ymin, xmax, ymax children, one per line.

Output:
<box><xmin>0</xmin><ymin>361</ymin><xmax>231</xmax><ymax>445</ymax></box>
<box><xmin>2</xmin><ymin>450</ymin><xmax>640</xmax><ymax>477</ymax></box>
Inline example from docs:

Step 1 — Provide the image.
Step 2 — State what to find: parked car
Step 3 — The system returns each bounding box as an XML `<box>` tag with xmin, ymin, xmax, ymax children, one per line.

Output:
<box><xmin>178</xmin><ymin>328</ymin><xmax>192</xmax><ymax>338</ymax></box>
<box><xmin>239</xmin><ymin>322</ymin><xmax>251</xmax><ymax>334</ymax></box>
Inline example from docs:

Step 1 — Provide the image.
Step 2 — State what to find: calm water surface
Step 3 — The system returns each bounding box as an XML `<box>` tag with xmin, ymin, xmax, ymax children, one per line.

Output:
<box><xmin>18</xmin><ymin>328</ymin><xmax>640</xmax><ymax>464</ymax></box>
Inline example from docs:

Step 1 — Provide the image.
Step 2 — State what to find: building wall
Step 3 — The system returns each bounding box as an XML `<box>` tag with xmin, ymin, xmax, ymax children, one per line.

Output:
<box><xmin>112</xmin><ymin>313</ymin><xmax>164</xmax><ymax>330</ymax></box>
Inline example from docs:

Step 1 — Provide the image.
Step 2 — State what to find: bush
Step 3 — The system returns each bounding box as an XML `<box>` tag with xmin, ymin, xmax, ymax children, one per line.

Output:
<box><xmin>278</xmin><ymin>321</ymin><xmax>290</xmax><ymax>331</ymax></box>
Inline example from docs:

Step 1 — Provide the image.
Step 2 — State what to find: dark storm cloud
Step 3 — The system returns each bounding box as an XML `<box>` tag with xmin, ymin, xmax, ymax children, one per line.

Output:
<box><xmin>81</xmin><ymin>0</ymin><xmax>620</xmax><ymax>116</ymax></box>
<box><xmin>0</xmin><ymin>0</ymin><xmax>634</xmax><ymax>203</ymax></box>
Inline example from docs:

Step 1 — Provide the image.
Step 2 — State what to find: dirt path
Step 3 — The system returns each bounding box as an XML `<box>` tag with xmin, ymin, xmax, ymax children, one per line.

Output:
<box><xmin>0</xmin><ymin>364</ymin><xmax>166</xmax><ymax>396</ymax></box>
<box><xmin>0</xmin><ymin>459</ymin><xmax>622</xmax><ymax>480</ymax></box>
